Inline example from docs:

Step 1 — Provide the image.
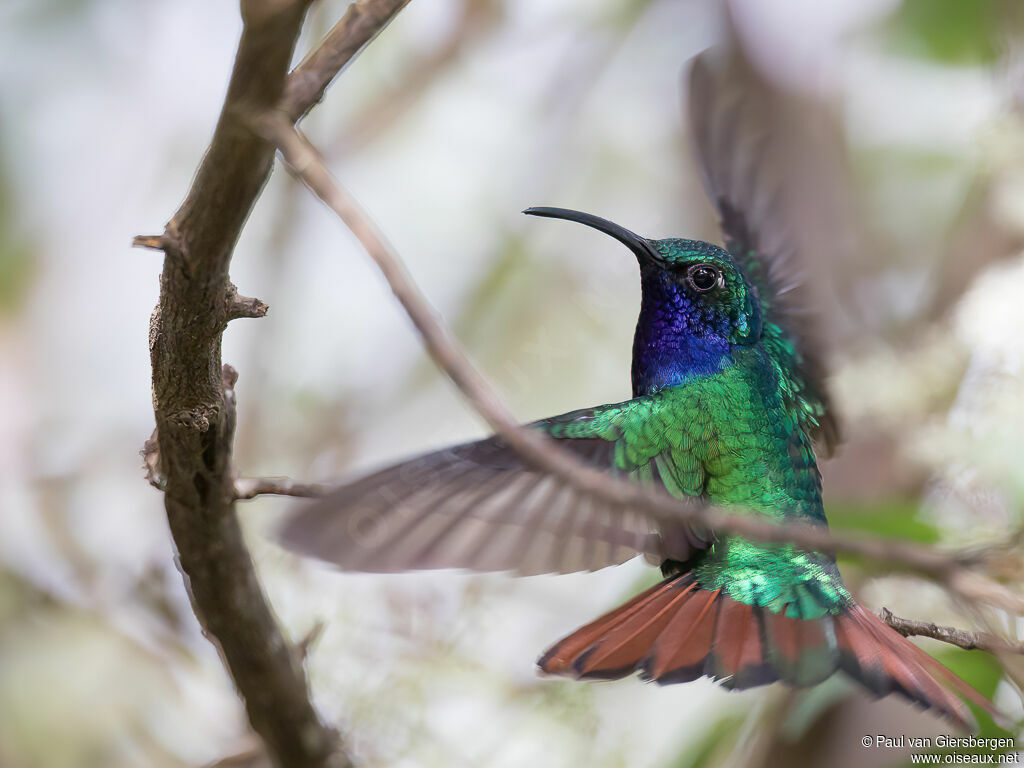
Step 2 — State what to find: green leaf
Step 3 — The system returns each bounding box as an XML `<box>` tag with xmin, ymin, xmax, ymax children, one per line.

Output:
<box><xmin>936</xmin><ymin>646</ymin><xmax>1003</xmax><ymax>699</ymax></box>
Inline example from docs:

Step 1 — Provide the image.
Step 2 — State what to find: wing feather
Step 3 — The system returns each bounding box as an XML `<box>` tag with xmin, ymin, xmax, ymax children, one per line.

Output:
<box><xmin>688</xmin><ymin>48</ymin><xmax>840</xmax><ymax>452</ymax></box>
<box><xmin>278</xmin><ymin>398</ymin><xmax>713</xmax><ymax>575</ymax></box>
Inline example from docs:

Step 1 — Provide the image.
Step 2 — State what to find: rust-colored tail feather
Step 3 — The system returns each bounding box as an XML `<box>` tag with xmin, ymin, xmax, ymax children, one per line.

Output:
<box><xmin>538</xmin><ymin>575</ymin><xmax>996</xmax><ymax>729</ymax></box>
<box><xmin>834</xmin><ymin>604</ymin><xmax>995</xmax><ymax>727</ymax></box>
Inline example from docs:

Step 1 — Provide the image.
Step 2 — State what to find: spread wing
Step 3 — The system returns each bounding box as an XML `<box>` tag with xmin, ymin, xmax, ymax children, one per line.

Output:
<box><xmin>688</xmin><ymin>48</ymin><xmax>840</xmax><ymax>452</ymax></box>
<box><xmin>278</xmin><ymin>397</ymin><xmax>712</xmax><ymax>576</ymax></box>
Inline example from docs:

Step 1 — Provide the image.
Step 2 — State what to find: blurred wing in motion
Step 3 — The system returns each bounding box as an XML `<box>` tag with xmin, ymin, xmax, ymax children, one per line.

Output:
<box><xmin>278</xmin><ymin>399</ymin><xmax>712</xmax><ymax>576</ymax></box>
<box><xmin>688</xmin><ymin>47</ymin><xmax>844</xmax><ymax>452</ymax></box>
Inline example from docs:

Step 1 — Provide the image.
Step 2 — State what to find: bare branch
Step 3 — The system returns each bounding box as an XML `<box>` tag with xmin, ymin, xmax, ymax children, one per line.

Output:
<box><xmin>262</xmin><ymin>114</ymin><xmax>1024</xmax><ymax>619</ymax></box>
<box><xmin>282</xmin><ymin>0</ymin><xmax>412</xmax><ymax>123</ymax></box>
<box><xmin>235</xmin><ymin>476</ymin><xmax>334</xmax><ymax>500</ymax></box>
<box><xmin>143</xmin><ymin>0</ymin><xmax>411</xmax><ymax>765</ymax></box>
<box><xmin>880</xmin><ymin>607</ymin><xmax>1024</xmax><ymax>655</ymax></box>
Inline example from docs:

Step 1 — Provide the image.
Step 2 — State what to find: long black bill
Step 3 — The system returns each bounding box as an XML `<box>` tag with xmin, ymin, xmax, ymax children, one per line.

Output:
<box><xmin>523</xmin><ymin>207</ymin><xmax>662</xmax><ymax>265</ymax></box>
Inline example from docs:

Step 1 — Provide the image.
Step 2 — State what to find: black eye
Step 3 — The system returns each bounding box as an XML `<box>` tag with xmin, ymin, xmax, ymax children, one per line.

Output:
<box><xmin>686</xmin><ymin>264</ymin><xmax>722</xmax><ymax>293</ymax></box>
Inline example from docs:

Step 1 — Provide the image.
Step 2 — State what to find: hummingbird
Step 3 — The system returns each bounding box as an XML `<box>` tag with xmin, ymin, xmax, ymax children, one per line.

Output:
<box><xmin>279</xmin><ymin>61</ymin><xmax>995</xmax><ymax>729</ymax></box>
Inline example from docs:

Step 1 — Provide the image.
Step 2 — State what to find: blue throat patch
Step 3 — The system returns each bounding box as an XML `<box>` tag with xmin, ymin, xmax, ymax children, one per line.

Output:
<box><xmin>631</xmin><ymin>269</ymin><xmax>733</xmax><ymax>396</ymax></box>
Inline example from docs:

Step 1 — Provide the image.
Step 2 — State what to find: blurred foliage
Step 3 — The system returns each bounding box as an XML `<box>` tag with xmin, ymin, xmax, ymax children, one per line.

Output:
<box><xmin>7</xmin><ymin>0</ymin><xmax>98</xmax><ymax>27</ymax></box>
<box><xmin>884</xmin><ymin>0</ymin><xmax>1001</xmax><ymax>65</ymax></box>
<box><xmin>662</xmin><ymin>712</ymin><xmax>746</xmax><ymax>768</ymax></box>
<box><xmin>0</xmin><ymin>154</ymin><xmax>35</xmax><ymax>315</ymax></box>
<box><xmin>0</xmin><ymin>569</ymin><xmax>189</xmax><ymax>768</ymax></box>
<box><xmin>829</xmin><ymin>500</ymin><xmax>940</xmax><ymax>544</ymax></box>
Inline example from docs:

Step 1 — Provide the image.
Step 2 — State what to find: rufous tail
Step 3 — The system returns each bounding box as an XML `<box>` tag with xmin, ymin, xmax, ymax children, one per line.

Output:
<box><xmin>538</xmin><ymin>573</ymin><xmax>997</xmax><ymax>729</ymax></box>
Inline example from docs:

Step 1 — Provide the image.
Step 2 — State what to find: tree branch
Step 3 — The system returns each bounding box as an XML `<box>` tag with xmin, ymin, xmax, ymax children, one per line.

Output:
<box><xmin>281</xmin><ymin>0</ymin><xmax>412</xmax><ymax>123</ymax></box>
<box><xmin>260</xmin><ymin>114</ymin><xmax>1024</xmax><ymax>620</ymax></box>
<box><xmin>141</xmin><ymin>1</ymin><xmax>412</xmax><ymax>766</ymax></box>
<box><xmin>330</xmin><ymin>0</ymin><xmax>500</xmax><ymax>155</ymax></box>
<box><xmin>880</xmin><ymin>607</ymin><xmax>1024</xmax><ymax>655</ymax></box>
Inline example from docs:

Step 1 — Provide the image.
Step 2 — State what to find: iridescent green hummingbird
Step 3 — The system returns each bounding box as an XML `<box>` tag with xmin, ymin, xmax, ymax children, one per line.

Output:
<box><xmin>279</xmin><ymin>58</ymin><xmax>993</xmax><ymax>728</ymax></box>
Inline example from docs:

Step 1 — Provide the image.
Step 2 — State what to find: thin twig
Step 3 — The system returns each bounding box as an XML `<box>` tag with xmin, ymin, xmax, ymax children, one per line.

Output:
<box><xmin>133</xmin><ymin>234</ymin><xmax>166</xmax><ymax>250</ymax></box>
<box><xmin>880</xmin><ymin>607</ymin><xmax>1024</xmax><ymax>655</ymax></box>
<box><xmin>235</xmin><ymin>476</ymin><xmax>335</xmax><ymax>500</ymax></box>
<box><xmin>281</xmin><ymin>0</ymin><xmax>412</xmax><ymax>123</ymax></box>
<box><xmin>297</xmin><ymin>620</ymin><xmax>327</xmax><ymax>661</ymax></box>
<box><xmin>260</xmin><ymin>114</ymin><xmax>1024</xmax><ymax>619</ymax></box>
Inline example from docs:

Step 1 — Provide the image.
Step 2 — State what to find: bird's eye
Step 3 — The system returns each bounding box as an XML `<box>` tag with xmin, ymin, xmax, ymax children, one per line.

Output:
<box><xmin>686</xmin><ymin>264</ymin><xmax>723</xmax><ymax>293</ymax></box>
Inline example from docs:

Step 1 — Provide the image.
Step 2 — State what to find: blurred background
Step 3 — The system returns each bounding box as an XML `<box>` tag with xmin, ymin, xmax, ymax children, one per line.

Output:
<box><xmin>2</xmin><ymin>0</ymin><xmax>1024</xmax><ymax>765</ymax></box>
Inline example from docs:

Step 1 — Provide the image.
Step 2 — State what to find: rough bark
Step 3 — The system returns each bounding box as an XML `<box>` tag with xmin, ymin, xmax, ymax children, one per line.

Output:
<box><xmin>143</xmin><ymin>1</ymin><xmax>412</xmax><ymax>765</ymax></box>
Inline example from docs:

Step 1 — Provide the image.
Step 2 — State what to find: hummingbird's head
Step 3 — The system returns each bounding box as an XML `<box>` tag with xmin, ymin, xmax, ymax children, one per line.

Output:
<box><xmin>641</xmin><ymin>237</ymin><xmax>762</xmax><ymax>345</ymax></box>
<box><xmin>524</xmin><ymin>207</ymin><xmax>762</xmax><ymax>346</ymax></box>
<box><xmin>525</xmin><ymin>206</ymin><xmax>762</xmax><ymax>394</ymax></box>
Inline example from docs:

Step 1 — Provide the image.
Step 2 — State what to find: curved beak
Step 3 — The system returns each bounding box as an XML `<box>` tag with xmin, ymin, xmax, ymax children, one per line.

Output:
<box><xmin>523</xmin><ymin>207</ymin><xmax>662</xmax><ymax>265</ymax></box>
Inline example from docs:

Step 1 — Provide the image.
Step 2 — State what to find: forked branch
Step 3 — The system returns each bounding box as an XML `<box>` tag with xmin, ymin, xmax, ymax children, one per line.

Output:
<box><xmin>140</xmin><ymin>1</ymin><xmax>411</xmax><ymax>766</ymax></box>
